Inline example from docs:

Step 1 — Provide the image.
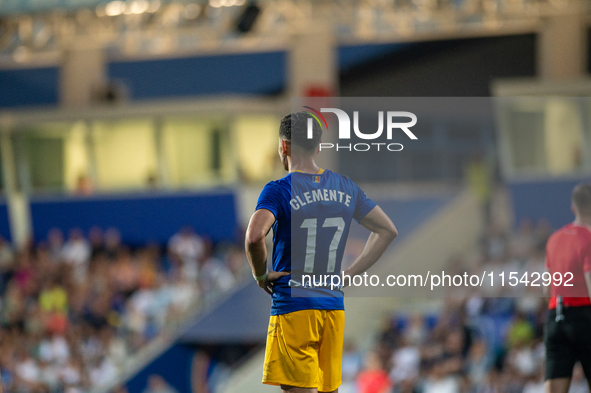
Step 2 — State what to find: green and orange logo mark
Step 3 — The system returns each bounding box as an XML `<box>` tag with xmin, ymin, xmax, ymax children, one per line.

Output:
<box><xmin>302</xmin><ymin>106</ymin><xmax>328</xmax><ymax>130</ymax></box>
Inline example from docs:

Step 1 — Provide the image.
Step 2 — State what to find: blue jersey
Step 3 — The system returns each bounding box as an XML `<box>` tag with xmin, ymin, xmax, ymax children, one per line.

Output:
<box><xmin>255</xmin><ymin>169</ymin><xmax>376</xmax><ymax>315</ymax></box>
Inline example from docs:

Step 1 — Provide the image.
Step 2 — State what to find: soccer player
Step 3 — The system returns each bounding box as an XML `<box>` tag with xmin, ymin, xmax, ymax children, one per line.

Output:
<box><xmin>544</xmin><ymin>183</ymin><xmax>591</xmax><ymax>393</ymax></box>
<box><xmin>245</xmin><ymin>112</ymin><xmax>397</xmax><ymax>393</ymax></box>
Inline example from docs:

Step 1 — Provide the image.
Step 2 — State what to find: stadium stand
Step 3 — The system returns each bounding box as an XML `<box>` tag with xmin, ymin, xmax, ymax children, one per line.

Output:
<box><xmin>342</xmin><ymin>218</ymin><xmax>579</xmax><ymax>393</ymax></box>
<box><xmin>0</xmin><ymin>225</ymin><xmax>248</xmax><ymax>393</ymax></box>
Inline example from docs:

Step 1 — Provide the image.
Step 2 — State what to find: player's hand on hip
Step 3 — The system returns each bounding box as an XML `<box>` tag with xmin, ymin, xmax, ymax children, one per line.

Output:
<box><xmin>258</xmin><ymin>271</ymin><xmax>290</xmax><ymax>295</ymax></box>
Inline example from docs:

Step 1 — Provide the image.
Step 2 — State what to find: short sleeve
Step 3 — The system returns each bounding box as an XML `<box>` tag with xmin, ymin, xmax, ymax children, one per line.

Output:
<box><xmin>352</xmin><ymin>182</ymin><xmax>377</xmax><ymax>222</ymax></box>
<box><xmin>256</xmin><ymin>182</ymin><xmax>281</xmax><ymax>219</ymax></box>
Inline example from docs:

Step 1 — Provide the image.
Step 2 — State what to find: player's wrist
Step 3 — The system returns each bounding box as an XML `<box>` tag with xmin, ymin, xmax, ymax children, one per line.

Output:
<box><xmin>253</xmin><ymin>268</ymin><xmax>269</xmax><ymax>282</ymax></box>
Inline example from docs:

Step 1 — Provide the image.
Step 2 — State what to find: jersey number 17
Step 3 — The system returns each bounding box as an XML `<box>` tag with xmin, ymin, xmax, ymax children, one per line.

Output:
<box><xmin>300</xmin><ymin>217</ymin><xmax>345</xmax><ymax>274</ymax></box>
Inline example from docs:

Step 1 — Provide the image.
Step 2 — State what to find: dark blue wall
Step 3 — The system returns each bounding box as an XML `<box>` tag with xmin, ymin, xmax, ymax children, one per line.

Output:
<box><xmin>30</xmin><ymin>191</ymin><xmax>239</xmax><ymax>245</ymax></box>
<box><xmin>0</xmin><ymin>67</ymin><xmax>59</xmax><ymax>107</ymax></box>
<box><xmin>108</xmin><ymin>51</ymin><xmax>286</xmax><ymax>99</ymax></box>
<box><xmin>507</xmin><ymin>177</ymin><xmax>590</xmax><ymax>229</ymax></box>
<box><xmin>0</xmin><ymin>202</ymin><xmax>10</xmax><ymax>242</ymax></box>
<box><xmin>125</xmin><ymin>344</ymin><xmax>195</xmax><ymax>393</ymax></box>
<box><xmin>338</xmin><ymin>43</ymin><xmax>408</xmax><ymax>70</ymax></box>
<box><xmin>0</xmin><ymin>44</ymin><xmax>413</xmax><ymax>108</ymax></box>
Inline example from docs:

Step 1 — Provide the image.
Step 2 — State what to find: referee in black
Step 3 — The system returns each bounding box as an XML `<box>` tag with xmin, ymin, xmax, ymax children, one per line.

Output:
<box><xmin>545</xmin><ymin>183</ymin><xmax>591</xmax><ymax>393</ymax></box>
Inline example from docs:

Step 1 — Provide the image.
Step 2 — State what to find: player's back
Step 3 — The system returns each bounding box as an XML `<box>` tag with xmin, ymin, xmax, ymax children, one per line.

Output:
<box><xmin>262</xmin><ymin>169</ymin><xmax>376</xmax><ymax>315</ymax></box>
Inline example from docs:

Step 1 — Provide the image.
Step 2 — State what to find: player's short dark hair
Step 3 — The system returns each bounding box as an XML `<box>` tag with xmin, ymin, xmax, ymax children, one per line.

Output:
<box><xmin>572</xmin><ymin>183</ymin><xmax>591</xmax><ymax>214</ymax></box>
<box><xmin>279</xmin><ymin>112</ymin><xmax>322</xmax><ymax>154</ymax></box>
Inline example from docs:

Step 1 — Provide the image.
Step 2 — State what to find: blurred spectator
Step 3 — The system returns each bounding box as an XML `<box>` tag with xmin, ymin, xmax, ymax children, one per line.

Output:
<box><xmin>89</xmin><ymin>226</ymin><xmax>105</xmax><ymax>259</ymax></box>
<box><xmin>62</xmin><ymin>229</ymin><xmax>91</xmax><ymax>283</ymax></box>
<box><xmin>142</xmin><ymin>375</ymin><xmax>178</xmax><ymax>393</ymax></box>
<box><xmin>466</xmin><ymin>339</ymin><xmax>492</xmax><ymax>386</ymax></box>
<box><xmin>167</xmin><ymin>226</ymin><xmax>205</xmax><ymax>281</ymax></box>
<box><xmin>104</xmin><ymin>228</ymin><xmax>122</xmax><ymax>260</ymax></box>
<box><xmin>76</xmin><ymin>174</ymin><xmax>94</xmax><ymax>196</ymax></box>
<box><xmin>198</xmin><ymin>247</ymin><xmax>235</xmax><ymax>296</ymax></box>
<box><xmin>422</xmin><ymin>361</ymin><xmax>460</xmax><ymax>393</ymax></box>
<box><xmin>341</xmin><ymin>341</ymin><xmax>362</xmax><ymax>393</ymax></box>
<box><xmin>355</xmin><ymin>220</ymin><xmax>563</xmax><ymax>393</ymax></box>
<box><xmin>356</xmin><ymin>352</ymin><xmax>392</xmax><ymax>393</ymax></box>
<box><xmin>48</xmin><ymin>228</ymin><xmax>65</xmax><ymax>262</ymax></box>
<box><xmin>390</xmin><ymin>336</ymin><xmax>420</xmax><ymax>384</ymax></box>
<box><xmin>506</xmin><ymin>313</ymin><xmax>535</xmax><ymax>348</ymax></box>
<box><xmin>0</xmin><ymin>236</ymin><xmax>14</xmax><ymax>287</ymax></box>
<box><xmin>405</xmin><ymin>314</ymin><xmax>428</xmax><ymax>346</ymax></box>
<box><xmin>0</xmin><ymin>225</ymin><xmax>247</xmax><ymax>393</ymax></box>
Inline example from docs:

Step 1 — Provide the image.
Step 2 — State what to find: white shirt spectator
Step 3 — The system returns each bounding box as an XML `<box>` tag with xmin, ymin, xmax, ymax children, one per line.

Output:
<box><xmin>523</xmin><ymin>380</ymin><xmax>545</xmax><ymax>393</ymax></box>
<box><xmin>106</xmin><ymin>336</ymin><xmax>129</xmax><ymax>369</ymax></box>
<box><xmin>90</xmin><ymin>357</ymin><xmax>118</xmax><ymax>388</ymax></box>
<box><xmin>168</xmin><ymin>278</ymin><xmax>199</xmax><ymax>312</ymax></box>
<box><xmin>81</xmin><ymin>335</ymin><xmax>103</xmax><ymax>363</ymax></box>
<box><xmin>200</xmin><ymin>258</ymin><xmax>235</xmax><ymax>294</ymax></box>
<box><xmin>423</xmin><ymin>376</ymin><xmax>460</xmax><ymax>393</ymax></box>
<box><xmin>38</xmin><ymin>361</ymin><xmax>60</xmax><ymax>391</ymax></box>
<box><xmin>62</xmin><ymin>230</ymin><xmax>91</xmax><ymax>282</ymax></box>
<box><xmin>390</xmin><ymin>345</ymin><xmax>420</xmax><ymax>383</ymax></box>
<box><xmin>59</xmin><ymin>360</ymin><xmax>82</xmax><ymax>386</ymax></box>
<box><xmin>16</xmin><ymin>356</ymin><xmax>40</xmax><ymax>384</ymax></box>
<box><xmin>168</xmin><ymin>228</ymin><xmax>205</xmax><ymax>280</ymax></box>
<box><xmin>39</xmin><ymin>335</ymin><xmax>70</xmax><ymax>365</ymax></box>
<box><xmin>508</xmin><ymin>345</ymin><xmax>537</xmax><ymax>377</ymax></box>
<box><xmin>168</xmin><ymin>230</ymin><xmax>205</xmax><ymax>264</ymax></box>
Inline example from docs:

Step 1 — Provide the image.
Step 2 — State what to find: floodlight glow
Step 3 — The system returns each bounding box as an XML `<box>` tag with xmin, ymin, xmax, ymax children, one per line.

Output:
<box><xmin>105</xmin><ymin>1</ymin><xmax>124</xmax><ymax>16</ymax></box>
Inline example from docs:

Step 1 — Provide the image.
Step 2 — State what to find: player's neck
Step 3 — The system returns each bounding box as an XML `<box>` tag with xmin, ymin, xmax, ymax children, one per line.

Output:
<box><xmin>288</xmin><ymin>158</ymin><xmax>320</xmax><ymax>174</ymax></box>
<box><xmin>574</xmin><ymin>215</ymin><xmax>591</xmax><ymax>227</ymax></box>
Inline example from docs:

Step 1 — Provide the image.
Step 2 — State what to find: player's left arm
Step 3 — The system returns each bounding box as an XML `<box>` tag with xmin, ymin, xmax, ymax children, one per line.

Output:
<box><xmin>344</xmin><ymin>206</ymin><xmax>397</xmax><ymax>279</ymax></box>
<box><xmin>245</xmin><ymin>209</ymin><xmax>289</xmax><ymax>295</ymax></box>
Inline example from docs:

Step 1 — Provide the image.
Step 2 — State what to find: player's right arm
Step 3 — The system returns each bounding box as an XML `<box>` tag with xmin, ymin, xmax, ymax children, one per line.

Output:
<box><xmin>245</xmin><ymin>209</ymin><xmax>289</xmax><ymax>295</ymax></box>
<box><xmin>343</xmin><ymin>205</ymin><xmax>397</xmax><ymax>280</ymax></box>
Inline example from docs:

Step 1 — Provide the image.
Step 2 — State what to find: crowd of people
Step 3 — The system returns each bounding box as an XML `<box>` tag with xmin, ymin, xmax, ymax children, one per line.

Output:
<box><xmin>0</xmin><ymin>226</ymin><xmax>247</xmax><ymax>393</ymax></box>
<box><xmin>342</xmin><ymin>219</ymin><xmax>589</xmax><ymax>393</ymax></box>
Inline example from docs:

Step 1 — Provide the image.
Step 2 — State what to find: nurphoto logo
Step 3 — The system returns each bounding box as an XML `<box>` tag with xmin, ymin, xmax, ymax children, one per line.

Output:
<box><xmin>303</xmin><ymin>106</ymin><xmax>418</xmax><ymax>152</ymax></box>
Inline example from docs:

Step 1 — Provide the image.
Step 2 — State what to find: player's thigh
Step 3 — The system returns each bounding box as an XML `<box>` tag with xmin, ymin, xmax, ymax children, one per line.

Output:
<box><xmin>264</xmin><ymin>311</ymin><xmax>323</xmax><ymax>387</ymax></box>
<box><xmin>545</xmin><ymin>313</ymin><xmax>577</xmax><ymax>380</ymax></box>
<box><xmin>318</xmin><ymin>310</ymin><xmax>345</xmax><ymax>392</ymax></box>
<box><xmin>318</xmin><ymin>310</ymin><xmax>345</xmax><ymax>363</ymax></box>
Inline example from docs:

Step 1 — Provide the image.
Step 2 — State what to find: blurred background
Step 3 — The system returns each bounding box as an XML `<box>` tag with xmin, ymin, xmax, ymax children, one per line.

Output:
<box><xmin>0</xmin><ymin>0</ymin><xmax>589</xmax><ymax>392</ymax></box>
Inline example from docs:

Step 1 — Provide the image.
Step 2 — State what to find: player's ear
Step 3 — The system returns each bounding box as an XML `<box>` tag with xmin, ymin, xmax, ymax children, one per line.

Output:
<box><xmin>282</xmin><ymin>140</ymin><xmax>290</xmax><ymax>156</ymax></box>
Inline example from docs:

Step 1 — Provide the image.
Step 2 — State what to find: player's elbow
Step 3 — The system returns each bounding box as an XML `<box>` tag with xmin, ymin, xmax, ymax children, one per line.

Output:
<box><xmin>245</xmin><ymin>229</ymin><xmax>265</xmax><ymax>248</ymax></box>
<box><xmin>387</xmin><ymin>226</ymin><xmax>398</xmax><ymax>241</ymax></box>
<box><xmin>382</xmin><ymin>221</ymin><xmax>398</xmax><ymax>241</ymax></box>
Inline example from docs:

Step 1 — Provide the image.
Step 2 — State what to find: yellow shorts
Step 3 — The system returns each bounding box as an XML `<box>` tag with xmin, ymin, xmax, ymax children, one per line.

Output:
<box><xmin>263</xmin><ymin>309</ymin><xmax>344</xmax><ymax>392</ymax></box>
